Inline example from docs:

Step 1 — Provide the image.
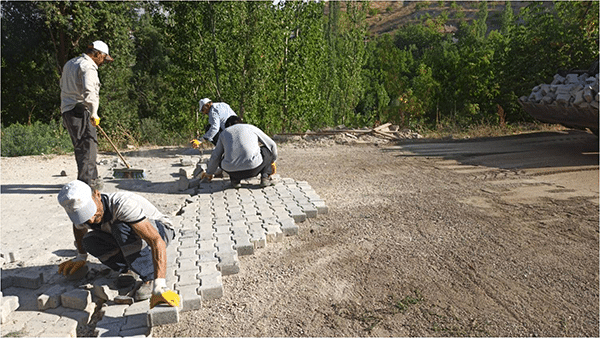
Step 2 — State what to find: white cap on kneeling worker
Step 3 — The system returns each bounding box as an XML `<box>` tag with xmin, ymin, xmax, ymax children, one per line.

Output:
<box><xmin>199</xmin><ymin>98</ymin><xmax>212</xmax><ymax>110</ymax></box>
<box><xmin>57</xmin><ymin>180</ymin><xmax>97</xmax><ymax>225</ymax></box>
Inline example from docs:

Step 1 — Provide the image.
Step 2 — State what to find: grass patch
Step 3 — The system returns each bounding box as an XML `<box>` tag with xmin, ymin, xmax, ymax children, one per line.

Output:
<box><xmin>418</xmin><ymin>122</ymin><xmax>571</xmax><ymax>140</ymax></box>
<box><xmin>394</xmin><ymin>291</ymin><xmax>423</xmax><ymax>313</ymax></box>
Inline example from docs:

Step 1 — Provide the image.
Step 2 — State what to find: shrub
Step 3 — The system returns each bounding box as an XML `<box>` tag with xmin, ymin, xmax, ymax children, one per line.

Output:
<box><xmin>0</xmin><ymin>120</ymin><xmax>73</xmax><ymax>157</ymax></box>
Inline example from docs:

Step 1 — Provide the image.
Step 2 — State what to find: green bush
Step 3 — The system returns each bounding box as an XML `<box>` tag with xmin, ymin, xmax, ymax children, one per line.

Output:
<box><xmin>1</xmin><ymin>120</ymin><xmax>73</xmax><ymax>157</ymax></box>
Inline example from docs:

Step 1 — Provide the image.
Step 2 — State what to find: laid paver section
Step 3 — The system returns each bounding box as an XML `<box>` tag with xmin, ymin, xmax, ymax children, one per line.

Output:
<box><xmin>0</xmin><ymin>176</ymin><xmax>327</xmax><ymax>337</ymax></box>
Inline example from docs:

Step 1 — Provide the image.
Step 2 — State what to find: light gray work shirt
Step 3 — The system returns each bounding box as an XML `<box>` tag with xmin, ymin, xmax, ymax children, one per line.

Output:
<box><xmin>202</xmin><ymin>102</ymin><xmax>237</xmax><ymax>142</ymax></box>
<box><xmin>60</xmin><ymin>53</ymin><xmax>101</xmax><ymax>119</ymax></box>
<box><xmin>207</xmin><ymin>124</ymin><xmax>278</xmax><ymax>175</ymax></box>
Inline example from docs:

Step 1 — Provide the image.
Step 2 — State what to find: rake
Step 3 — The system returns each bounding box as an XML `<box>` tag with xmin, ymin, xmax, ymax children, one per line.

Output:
<box><xmin>97</xmin><ymin>125</ymin><xmax>147</xmax><ymax>179</ymax></box>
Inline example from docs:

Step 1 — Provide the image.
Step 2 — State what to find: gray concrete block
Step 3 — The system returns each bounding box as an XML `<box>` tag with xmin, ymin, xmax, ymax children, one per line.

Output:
<box><xmin>61</xmin><ymin>289</ymin><xmax>91</xmax><ymax>311</ymax></box>
<box><xmin>148</xmin><ymin>304</ymin><xmax>179</xmax><ymax>326</ymax></box>
<box><xmin>121</xmin><ymin>312</ymin><xmax>148</xmax><ymax>331</ymax></box>
<box><xmin>94</xmin><ymin>284</ymin><xmax>119</xmax><ymax>302</ymax></box>
<box><xmin>233</xmin><ymin>233</ymin><xmax>254</xmax><ymax>256</ymax></box>
<box><xmin>62</xmin><ymin>303</ymin><xmax>96</xmax><ymax>330</ymax></box>
<box><xmin>14</xmin><ymin>271</ymin><xmax>44</xmax><ymax>289</ymax></box>
<box><xmin>216</xmin><ymin>251</ymin><xmax>240</xmax><ymax>276</ymax></box>
<box><xmin>199</xmin><ymin>273</ymin><xmax>223</xmax><ymax>300</ymax></box>
<box><xmin>40</xmin><ymin>315</ymin><xmax>78</xmax><ymax>337</ymax></box>
<box><xmin>37</xmin><ymin>285</ymin><xmax>67</xmax><ymax>310</ymax></box>
<box><xmin>120</xmin><ymin>326</ymin><xmax>151</xmax><ymax>337</ymax></box>
<box><xmin>300</xmin><ymin>204</ymin><xmax>318</xmax><ymax>218</ymax></box>
<box><xmin>280</xmin><ymin>218</ymin><xmax>299</xmax><ymax>236</ymax></box>
<box><xmin>1</xmin><ymin>295</ymin><xmax>19</xmax><ymax>324</ymax></box>
<box><xmin>124</xmin><ymin>298</ymin><xmax>150</xmax><ymax>315</ymax></box>
<box><xmin>178</xmin><ymin>286</ymin><xmax>202</xmax><ymax>312</ymax></box>
<box><xmin>1</xmin><ymin>274</ymin><xmax>14</xmax><ymax>290</ymax></box>
<box><xmin>22</xmin><ymin>311</ymin><xmax>62</xmax><ymax>337</ymax></box>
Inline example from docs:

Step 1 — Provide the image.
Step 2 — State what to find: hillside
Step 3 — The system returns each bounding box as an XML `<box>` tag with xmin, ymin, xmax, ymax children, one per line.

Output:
<box><xmin>364</xmin><ymin>1</ymin><xmax>534</xmax><ymax>35</ymax></box>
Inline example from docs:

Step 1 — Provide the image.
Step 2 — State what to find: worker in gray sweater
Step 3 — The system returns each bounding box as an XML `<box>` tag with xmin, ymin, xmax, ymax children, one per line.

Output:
<box><xmin>203</xmin><ymin>116</ymin><xmax>277</xmax><ymax>188</ymax></box>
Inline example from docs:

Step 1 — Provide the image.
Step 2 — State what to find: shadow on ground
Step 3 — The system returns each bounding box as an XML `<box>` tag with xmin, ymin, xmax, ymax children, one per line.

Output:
<box><xmin>385</xmin><ymin>130</ymin><xmax>598</xmax><ymax>170</ymax></box>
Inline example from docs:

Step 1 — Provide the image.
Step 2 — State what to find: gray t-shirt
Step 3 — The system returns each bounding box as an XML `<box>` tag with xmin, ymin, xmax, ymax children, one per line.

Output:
<box><xmin>206</xmin><ymin>124</ymin><xmax>278</xmax><ymax>175</ymax></box>
<box><xmin>76</xmin><ymin>192</ymin><xmax>172</xmax><ymax>234</ymax></box>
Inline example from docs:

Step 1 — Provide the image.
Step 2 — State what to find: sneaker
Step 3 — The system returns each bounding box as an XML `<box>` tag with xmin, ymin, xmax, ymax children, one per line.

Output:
<box><xmin>260</xmin><ymin>176</ymin><xmax>273</xmax><ymax>188</ymax></box>
<box><xmin>134</xmin><ymin>281</ymin><xmax>153</xmax><ymax>301</ymax></box>
<box><xmin>116</xmin><ymin>271</ymin><xmax>137</xmax><ymax>288</ymax></box>
<box><xmin>231</xmin><ymin>180</ymin><xmax>241</xmax><ymax>189</ymax></box>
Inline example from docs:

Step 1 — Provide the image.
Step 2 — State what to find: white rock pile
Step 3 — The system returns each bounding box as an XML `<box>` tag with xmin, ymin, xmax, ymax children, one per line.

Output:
<box><xmin>520</xmin><ymin>72</ymin><xmax>599</xmax><ymax>110</ymax></box>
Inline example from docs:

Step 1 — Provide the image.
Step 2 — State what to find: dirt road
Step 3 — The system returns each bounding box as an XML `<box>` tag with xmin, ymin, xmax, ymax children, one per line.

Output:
<box><xmin>2</xmin><ymin>129</ymin><xmax>597</xmax><ymax>336</ymax></box>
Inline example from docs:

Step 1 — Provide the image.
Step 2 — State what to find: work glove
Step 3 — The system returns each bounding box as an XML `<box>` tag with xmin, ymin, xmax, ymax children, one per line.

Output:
<box><xmin>149</xmin><ymin>278</ymin><xmax>180</xmax><ymax>309</ymax></box>
<box><xmin>190</xmin><ymin>139</ymin><xmax>201</xmax><ymax>149</ymax></box>
<box><xmin>200</xmin><ymin>172</ymin><xmax>213</xmax><ymax>182</ymax></box>
<box><xmin>270</xmin><ymin>162</ymin><xmax>277</xmax><ymax>176</ymax></box>
<box><xmin>58</xmin><ymin>253</ymin><xmax>88</xmax><ymax>276</ymax></box>
<box><xmin>91</xmin><ymin>117</ymin><xmax>100</xmax><ymax>127</ymax></box>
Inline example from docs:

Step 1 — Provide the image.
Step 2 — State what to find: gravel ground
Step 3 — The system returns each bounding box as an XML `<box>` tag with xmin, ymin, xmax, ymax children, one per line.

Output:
<box><xmin>2</xmin><ymin>131</ymin><xmax>597</xmax><ymax>337</ymax></box>
<box><xmin>153</xmin><ymin>134</ymin><xmax>598</xmax><ymax>337</ymax></box>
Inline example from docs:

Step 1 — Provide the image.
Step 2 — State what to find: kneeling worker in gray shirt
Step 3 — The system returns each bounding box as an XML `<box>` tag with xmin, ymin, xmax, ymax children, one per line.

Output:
<box><xmin>57</xmin><ymin>180</ymin><xmax>179</xmax><ymax>308</ymax></box>
<box><xmin>202</xmin><ymin>116</ymin><xmax>277</xmax><ymax>188</ymax></box>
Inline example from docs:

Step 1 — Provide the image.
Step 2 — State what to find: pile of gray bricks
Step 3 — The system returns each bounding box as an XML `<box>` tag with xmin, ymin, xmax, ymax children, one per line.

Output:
<box><xmin>1</xmin><ymin>176</ymin><xmax>327</xmax><ymax>337</ymax></box>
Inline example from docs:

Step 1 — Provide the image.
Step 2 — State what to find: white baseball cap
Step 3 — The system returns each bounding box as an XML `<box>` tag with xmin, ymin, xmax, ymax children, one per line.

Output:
<box><xmin>91</xmin><ymin>40</ymin><xmax>114</xmax><ymax>62</ymax></box>
<box><xmin>57</xmin><ymin>180</ymin><xmax>97</xmax><ymax>225</ymax></box>
<box><xmin>199</xmin><ymin>98</ymin><xmax>212</xmax><ymax>110</ymax></box>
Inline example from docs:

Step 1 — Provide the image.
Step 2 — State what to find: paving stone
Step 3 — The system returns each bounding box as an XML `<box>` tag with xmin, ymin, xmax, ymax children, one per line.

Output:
<box><xmin>37</xmin><ymin>285</ymin><xmax>67</xmax><ymax>310</ymax></box>
<box><xmin>121</xmin><ymin>312</ymin><xmax>148</xmax><ymax>331</ymax></box>
<box><xmin>39</xmin><ymin>315</ymin><xmax>78</xmax><ymax>337</ymax></box>
<box><xmin>199</xmin><ymin>274</ymin><xmax>223</xmax><ymax>300</ymax></box>
<box><xmin>1</xmin><ymin>295</ymin><xmax>19</xmax><ymax>324</ymax></box>
<box><xmin>95</xmin><ymin>316</ymin><xmax>126</xmax><ymax>337</ymax></box>
<box><xmin>280</xmin><ymin>218</ymin><xmax>299</xmax><ymax>236</ymax></box>
<box><xmin>120</xmin><ymin>326</ymin><xmax>151</xmax><ymax>337</ymax></box>
<box><xmin>93</xmin><ymin>284</ymin><xmax>119</xmax><ymax>302</ymax></box>
<box><xmin>124</xmin><ymin>299</ymin><xmax>150</xmax><ymax>315</ymax></box>
<box><xmin>216</xmin><ymin>250</ymin><xmax>240</xmax><ymax>276</ymax></box>
<box><xmin>13</xmin><ymin>271</ymin><xmax>44</xmax><ymax>289</ymax></box>
<box><xmin>178</xmin><ymin>286</ymin><xmax>202</xmax><ymax>311</ymax></box>
<box><xmin>61</xmin><ymin>289</ymin><xmax>91</xmax><ymax>311</ymax></box>
<box><xmin>300</xmin><ymin>203</ymin><xmax>318</xmax><ymax>218</ymax></box>
<box><xmin>23</xmin><ymin>311</ymin><xmax>62</xmax><ymax>337</ymax></box>
<box><xmin>62</xmin><ymin>303</ymin><xmax>96</xmax><ymax>330</ymax></box>
<box><xmin>148</xmin><ymin>304</ymin><xmax>179</xmax><ymax>326</ymax></box>
<box><xmin>0</xmin><ymin>274</ymin><xmax>14</xmax><ymax>291</ymax></box>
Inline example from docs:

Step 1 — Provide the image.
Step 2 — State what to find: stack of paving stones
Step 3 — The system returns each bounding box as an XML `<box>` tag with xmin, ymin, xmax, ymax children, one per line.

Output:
<box><xmin>0</xmin><ymin>176</ymin><xmax>327</xmax><ymax>337</ymax></box>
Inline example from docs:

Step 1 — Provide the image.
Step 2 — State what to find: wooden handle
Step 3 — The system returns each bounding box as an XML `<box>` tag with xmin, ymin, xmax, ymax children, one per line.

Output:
<box><xmin>97</xmin><ymin>125</ymin><xmax>131</xmax><ymax>169</ymax></box>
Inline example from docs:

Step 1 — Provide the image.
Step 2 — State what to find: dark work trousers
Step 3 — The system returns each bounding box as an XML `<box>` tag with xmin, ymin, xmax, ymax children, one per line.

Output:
<box><xmin>62</xmin><ymin>104</ymin><xmax>98</xmax><ymax>185</ymax></box>
<box><xmin>227</xmin><ymin>146</ymin><xmax>275</xmax><ymax>182</ymax></box>
<box><xmin>82</xmin><ymin>219</ymin><xmax>175</xmax><ymax>282</ymax></box>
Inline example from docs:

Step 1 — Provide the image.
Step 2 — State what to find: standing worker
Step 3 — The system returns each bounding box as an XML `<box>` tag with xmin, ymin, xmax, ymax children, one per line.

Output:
<box><xmin>57</xmin><ymin>180</ymin><xmax>180</xmax><ymax>307</ymax></box>
<box><xmin>60</xmin><ymin>40</ymin><xmax>113</xmax><ymax>191</ymax></box>
<box><xmin>201</xmin><ymin>116</ymin><xmax>277</xmax><ymax>188</ymax></box>
<box><xmin>191</xmin><ymin>98</ymin><xmax>237</xmax><ymax>147</ymax></box>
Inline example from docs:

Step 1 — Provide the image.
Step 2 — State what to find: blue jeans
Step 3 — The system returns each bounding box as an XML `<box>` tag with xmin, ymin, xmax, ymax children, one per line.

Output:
<box><xmin>82</xmin><ymin>219</ymin><xmax>174</xmax><ymax>282</ymax></box>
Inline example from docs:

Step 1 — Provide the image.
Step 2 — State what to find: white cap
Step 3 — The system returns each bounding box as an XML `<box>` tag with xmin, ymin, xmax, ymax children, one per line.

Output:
<box><xmin>199</xmin><ymin>98</ymin><xmax>212</xmax><ymax>110</ymax></box>
<box><xmin>57</xmin><ymin>180</ymin><xmax>97</xmax><ymax>225</ymax></box>
<box><xmin>91</xmin><ymin>40</ymin><xmax>114</xmax><ymax>61</ymax></box>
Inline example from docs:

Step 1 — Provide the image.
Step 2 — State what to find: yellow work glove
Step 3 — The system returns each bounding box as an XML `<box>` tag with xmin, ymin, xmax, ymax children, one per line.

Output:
<box><xmin>91</xmin><ymin>117</ymin><xmax>100</xmax><ymax>127</ymax></box>
<box><xmin>149</xmin><ymin>278</ymin><xmax>180</xmax><ymax>309</ymax></box>
<box><xmin>190</xmin><ymin>139</ymin><xmax>201</xmax><ymax>149</ymax></box>
<box><xmin>270</xmin><ymin>161</ymin><xmax>277</xmax><ymax>175</ymax></box>
<box><xmin>58</xmin><ymin>253</ymin><xmax>87</xmax><ymax>275</ymax></box>
<box><xmin>200</xmin><ymin>172</ymin><xmax>213</xmax><ymax>182</ymax></box>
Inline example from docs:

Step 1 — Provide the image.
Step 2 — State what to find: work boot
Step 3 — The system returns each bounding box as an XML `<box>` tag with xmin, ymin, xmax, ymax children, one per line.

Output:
<box><xmin>116</xmin><ymin>270</ymin><xmax>137</xmax><ymax>288</ymax></box>
<box><xmin>214</xmin><ymin>167</ymin><xmax>224</xmax><ymax>178</ymax></box>
<box><xmin>134</xmin><ymin>281</ymin><xmax>153</xmax><ymax>301</ymax></box>
<box><xmin>260</xmin><ymin>176</ymin><xmax>274</xmax><ymax>188</ymax></box>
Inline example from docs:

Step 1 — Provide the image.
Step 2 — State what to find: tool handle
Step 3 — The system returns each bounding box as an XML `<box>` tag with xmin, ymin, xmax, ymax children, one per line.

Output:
<box><xmin>97</xmin><ymin>125</ymin><xmax>131</xmax><ymax>169</ymax></box>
